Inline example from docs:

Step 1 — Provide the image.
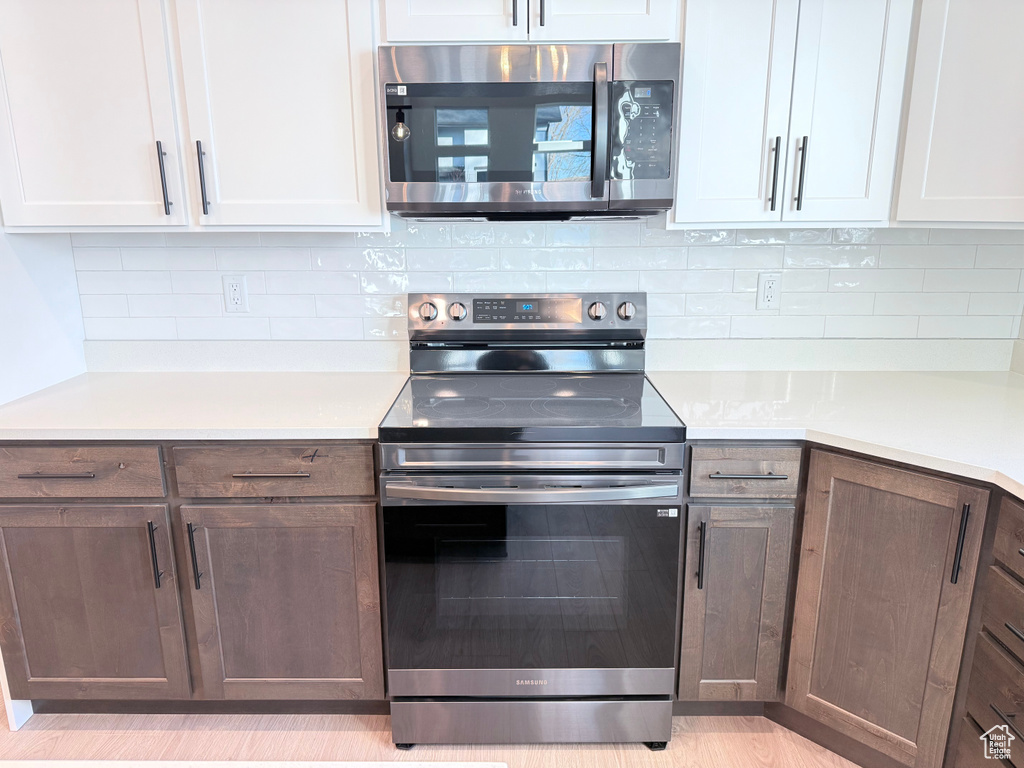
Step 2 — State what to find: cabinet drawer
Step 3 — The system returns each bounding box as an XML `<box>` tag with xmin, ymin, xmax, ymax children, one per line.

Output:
<box><xmin>955</xmin><ymin>714</ymin><xmax>1009</xmax><ymax>767</ymax></box>
<box><xmin>173</xmin><ymin>444</ymin><xmax>374</xmax><ymax>498</ymax></box>
<box><xmin>966</xmin><ymin>633</ymin><xmax>1024</xmax><ymax>767</ymax></box>
<box><xmin>0</xmin><ymin>445</ymin><xmax>165</xmax><ymax>498</ymax></box>
<box><xmin>983</xmin><ymin>566</ymin><xmax>1024</xmax><ymax>664</ymax></box>
<box><xmin>689</xmin><ymin>445</ymin><xmax>802</xmax><ymax>498</ymax></box>
<box><xmin>995</xmin><ymin>496</ymin><xmax>1024</xmax><ymax>584</ymax></box>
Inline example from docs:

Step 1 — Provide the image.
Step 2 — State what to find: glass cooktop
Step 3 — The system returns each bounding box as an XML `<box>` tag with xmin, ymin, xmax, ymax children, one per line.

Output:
<box><xmin>378</xmin><ymin>373</ymin><xmax>685</xmax><ymax>443</ymax></box>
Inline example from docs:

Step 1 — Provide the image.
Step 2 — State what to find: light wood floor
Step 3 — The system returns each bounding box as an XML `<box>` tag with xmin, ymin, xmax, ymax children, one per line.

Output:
<box><xmin>0</xmin><ymin>709</ymin><xmax>859</xmax><ymax>768</ymax></box>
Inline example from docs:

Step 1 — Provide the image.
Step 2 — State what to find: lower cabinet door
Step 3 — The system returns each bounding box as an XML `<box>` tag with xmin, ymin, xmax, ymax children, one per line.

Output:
<box><xmin>0</xmin><ymin>505</ymin><xmax>190</xmax><ymax>699</ymax></box>
<box><xmin>180</xmin><ymin>503</ymin><xmax>384</xmax><ymax>700</ymax></box>
<box><xmin>786</xmin><ymin>450</ymin><xmax>989</xmax><ymax>768</ymax></box>
<box><xmin>679</xmin><ymin>504</ymin><xmax>795</xmax><ymax>701</ymax></box>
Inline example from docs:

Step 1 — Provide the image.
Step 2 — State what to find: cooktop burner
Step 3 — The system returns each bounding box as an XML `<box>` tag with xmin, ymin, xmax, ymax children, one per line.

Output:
<box><xmin>379</xmin><ymin>373</ymin><xmax>684</xmax><ymax>443</ymax></box>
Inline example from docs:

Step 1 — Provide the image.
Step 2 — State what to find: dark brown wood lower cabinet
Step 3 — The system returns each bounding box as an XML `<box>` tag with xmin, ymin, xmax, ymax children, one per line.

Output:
<box><xmin>679</xmin><ymin>504</ymin><xmax>794</xmax><ymax>701</ymax></box>
<box><xmin>786</xmin><ymin>450</ymin><xmax>989</xmax><ymax>768</ymax></box>
<box><xmin>180</xmin><ymin>503</ymin><xmax>384</xmax><ymax>700</ymax></box>
<box><xmin>0</xmin><ymin>504</ymin><xmax>190</xmax><ymax>699</ymax></box>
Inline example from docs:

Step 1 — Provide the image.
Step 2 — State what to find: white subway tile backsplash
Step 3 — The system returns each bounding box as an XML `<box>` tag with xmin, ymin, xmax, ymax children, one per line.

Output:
<box><xmin>68</xmin><ymin>218</ymin><xmax>1024</xmax><ymax>344</ymax></box>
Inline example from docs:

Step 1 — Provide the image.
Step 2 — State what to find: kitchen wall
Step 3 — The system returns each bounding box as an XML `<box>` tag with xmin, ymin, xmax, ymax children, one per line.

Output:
<box><xmin>0</xmin><ymin>232</ymin><xmax>85</xmax><ymax>404</ymax></box>
<box><xmin>71</xmin><ymin>216</ymin><xmax>1024</xmax><ymax>371</ymax></box>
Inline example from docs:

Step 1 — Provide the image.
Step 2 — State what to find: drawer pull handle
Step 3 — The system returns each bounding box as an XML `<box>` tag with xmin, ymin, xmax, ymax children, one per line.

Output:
<box><xmin>187</xmin><ymin>523</ymin><xmax>203</xmax><ymax>590</ymax></box>
<box><xmin>951</xmin><ymin>503</ymin><xmax>970</xmax><ymax>584</ymax></box>
<box><xmin>231</xmin><ymin>472</ymin><xmax>312</xmax><ymax>479</ymax></box>
<box><xmin>1006</xmin><ymin>622</ymin><xmax>1024</xmax><ymax>645</ymax></box>
<box><xmin>696</xmin><ymin>520</ymin><xmax>707</xmax><ymax>590</ymax></box>
<box><xmin>709</xmin><ymin>471</ymin><xmax>789</xmax><ymax>481</ymax></box>
<box><xmin>1018</xmin><ymin>548</ymin><xmax>1024</xmax><ymax>558</ymax></box>
<box><xmin>147</xmin><ymin>521</ymin><xmax>163</xmax><ymax>589</ymax></box>
<box><xmin>196</xmin><ymin>140</ymin><xmax>210</xmax><ymax>215</ymax></box>
<box><xmin>992</xmin><ymin>703</ymin><xmax>1024</xmax><ymax>741</ymax></box>
<box><xmin>17</xmin><ymin>472</ymin><xmax>97</xmax><ymax>480</ymax></box>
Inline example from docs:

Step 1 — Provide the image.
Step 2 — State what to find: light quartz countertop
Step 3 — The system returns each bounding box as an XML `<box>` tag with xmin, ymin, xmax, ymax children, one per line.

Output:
<box><xmin>0</xmin><ymin>370</ymin><xmax>1020</xmax><ymax>499</ymax></box>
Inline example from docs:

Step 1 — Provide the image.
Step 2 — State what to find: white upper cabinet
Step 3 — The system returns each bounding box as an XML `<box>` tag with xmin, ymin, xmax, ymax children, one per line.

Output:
<box><xmin>897</xmin><ymin>0</ymin><xmax>1024</xmax><ymax>223</ymax></box>
<box><xmin>528</xmin><ymin>0</ymin><xmax>677</xmax><ymax>42</ymax></box>
<box><xmin>674</xmin><ymin>0</ymin><xmax>913</xmax><ymax>225</ymax></box>
<box><xmin>175</xmin><ymin>0</ymin><xmax>383</xmax><ymax>227</ymax></box>
<box><xmin>382</xmin><ymin>0</ymin><xmax>676</xmax><ymax>42</ymax></box>
<box><xmin>674</xmin><ymin>0</ymin><xmax>800</xmax><ymax>224</ymax></box>
<box><xmin>383</xmin><ymin>0</ymin><xmax>527</xmax><ymax>42</ymax></box>
<box><xmin>0</xmin><ymin>0</ymin><xmax>187</xmax><ymax>227</ymax></box>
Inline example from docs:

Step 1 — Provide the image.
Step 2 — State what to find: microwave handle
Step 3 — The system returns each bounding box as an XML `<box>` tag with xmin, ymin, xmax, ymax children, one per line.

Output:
<box><xmin>591</xmin><ymin>62</ymin><xmax>609</xmax><ymax>199</ymax></box>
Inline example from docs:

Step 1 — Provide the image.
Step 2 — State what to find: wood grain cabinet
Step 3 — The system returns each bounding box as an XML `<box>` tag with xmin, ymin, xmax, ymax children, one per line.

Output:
<box><xmin>0</xmin><ymin>504</ymin><xmax>190</xmax><ymax>700</ymax></box>
<box><xmin>679</xmin><ymin>504</ymin><xmax>795</xmax><ymax>701</ymax></box>
<box><xmin>179</xmin><ymin>503</ymin><xmax>384</xmax><ymax>700</ymax></box>
<box><xmin>786</xmin><ymin>450</ymin><xmax>989</xmax><ymax>768</ymax></box>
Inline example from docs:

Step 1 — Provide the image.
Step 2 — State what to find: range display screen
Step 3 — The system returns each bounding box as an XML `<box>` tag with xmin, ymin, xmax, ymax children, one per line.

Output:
<box><xmin>473</xmin><ymin>298</ymin><xmax>582</xmax><ymax>323</ymax></box>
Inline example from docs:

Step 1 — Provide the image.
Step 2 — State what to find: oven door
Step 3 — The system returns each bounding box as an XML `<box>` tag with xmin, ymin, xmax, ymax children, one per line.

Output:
<box><xmin>381</xmin><ymin>473</ymin><xmax>682</xmax><ymax>698</ymax></box>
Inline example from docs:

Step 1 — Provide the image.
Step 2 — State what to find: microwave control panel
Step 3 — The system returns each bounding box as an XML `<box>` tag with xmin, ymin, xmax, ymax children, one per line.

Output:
<box><xmin>610</xmin><ymin>81</ymin><xmax>674</xmax><ymax>181</ymax></box>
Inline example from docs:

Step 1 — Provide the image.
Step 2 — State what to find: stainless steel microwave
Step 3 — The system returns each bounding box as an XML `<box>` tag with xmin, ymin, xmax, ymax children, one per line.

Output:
<box><xmin>378</xmin><ymin>43</ymin><xmax>680</xmax><ymax>220</ymax></box>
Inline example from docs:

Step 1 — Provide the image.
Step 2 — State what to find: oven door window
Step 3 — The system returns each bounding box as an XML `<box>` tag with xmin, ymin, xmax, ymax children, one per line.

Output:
<box><xmin>383</xmin><ymin>504</ymin><xmax>680</xmax><ymax>670</ymax></box>
<box><xmin>386</xmin><ymin>83</ymin><xmax>594</xmax><ymax>184</ymax></box>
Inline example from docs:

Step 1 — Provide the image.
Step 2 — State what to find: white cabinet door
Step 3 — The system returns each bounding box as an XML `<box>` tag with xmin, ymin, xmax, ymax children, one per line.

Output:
<box><xmin>176</xmin><ymin>0</ymin><xmax>383</xmax><ymax>227</ymax></box>
<box><xmin>897</xmin><ymin>0</ymin><xmax>1024</xmax><ymax>222</ymax></box>
<box><xmin>528</xmin><ymin>0</ymin><xmax>678</xmax><ymax>42</ymax></box>
<box><xmin>0</xmin><ymin>0</ymin><xmax>186</xmax><ymax>228</ymax></box>
<box><xmin>784</xmin><ymin>0</ymin><xmax>913</xmax><ymax>222</ymax></box>
<box><xmin>383</xmin><ymin>0</ymin><xmax>526</xmax><ymax>42</ymax></box>
<box><xmin>673</xmin><ymin>0</ymin><xmax>800</xmax><ymax>224</ymax></box>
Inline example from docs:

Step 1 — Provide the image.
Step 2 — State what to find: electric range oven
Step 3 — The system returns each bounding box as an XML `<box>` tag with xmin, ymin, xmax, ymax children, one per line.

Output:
<box><xmin>378</xmin><ymin>292</ymin><xmax>686</xmax><ymax>750</ymax></box>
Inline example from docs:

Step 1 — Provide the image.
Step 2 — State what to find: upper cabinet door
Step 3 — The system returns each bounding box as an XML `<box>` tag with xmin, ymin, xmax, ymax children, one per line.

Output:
<box><xmin>528</xmin><ymin>0</ymin><xmax>677</xmax><ymax>41</ymax></box>
<box><xmin>175</xmin><ymin>0</ymin><xmax>383</xmax><ymax>227</ymax></box>
<box><xmin>785</xmin><ymin>0</ymin><xmax>913</xmax><ymax>222</ymax></box>
<box><xmin>383</xmin><ymin>0</ymin><xmax>527</xmax><ymax>42</ymax></box>
<box><xmin>0</xmin><ymin>0</ymin><xmax>186</xmax><ymax>227</ymax></box>
<box><xmin>897</xmin><ymin>0</ymin><xmax>1024</xmax><ymax>223</ymax></box>
<box><xmin>673</xmin><ymin>0</ymin><xmax>800</xmax><ymax>224</ymax></box>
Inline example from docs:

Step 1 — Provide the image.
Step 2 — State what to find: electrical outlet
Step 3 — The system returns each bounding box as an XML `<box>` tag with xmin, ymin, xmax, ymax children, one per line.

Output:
<box><xmin>756</xmin><ymin>272</ymin><xmax>781</xmax><ymax>310</ymax></box>
<box><xmin>223</xmin><ymin>275</ymin><xmax>249</xmax><ymax>313</ymax></box>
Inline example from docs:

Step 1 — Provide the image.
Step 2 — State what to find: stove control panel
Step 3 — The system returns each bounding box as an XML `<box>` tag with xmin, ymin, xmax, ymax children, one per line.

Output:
<box><xmin>408</xmin><ymin>292</ymin><xmax>647</xmax><ymax>334</ymax></box>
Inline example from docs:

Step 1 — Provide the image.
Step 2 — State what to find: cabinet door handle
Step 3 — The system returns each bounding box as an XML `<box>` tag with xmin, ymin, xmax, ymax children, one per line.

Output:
<box><xmin>196</xmin><ymin>140</ymin><xmax>210</xmax><ymax>215</ymax></box>
<box><xmin>769</xmin><ymin>136</ymin><xmax>781</xmax><ymax>211</ymax></box>
<box><xmin>187</xmin><ymin>522</ymin><xmax>203</xmax><ymax>590</ymax></box>
<box><xmin>512</xmin><ymin>0</ymin><xmax>518</xmax><ymax>26</ymax></box>
<box><xmin>991</xmin><ymin>703</ymin><xmax>1024</xmax><ymax>741</ymax></box>
<box><xmin>155</xmin><ymin>141</ymin><xmax>172</xmax><ymax>216</ymax></box>
<box><xmin>696</xmin><ymin>520</ymin><xmax>707</xmax><ymax>590</ymax></box>
<box><xmin>709</xmin><ymin>471</ymin><xmax>789</xmax><ymax>481</ymax></box>
<box><xmin>17</xmin><ymin>472</ymin><xmax>96</xmax><ymax>480</ymax></box>
<box><xmin>231</xmin><ymin>472</ymin><xmax>312</xmax><ymax>479</ymax></box>
<box><xmin>794</xmin><ymin>135</ymin><xmax>809</xmax><ymax>211</ymax></box>
<box><xmin>539</xmin><ymin>0</ymin><xmax>546</xmax><ymax>25</ymax></box>
<box><xmin>147</xmin><ymin>521</ymin><xmax>163</xmax><ymax>589</ymax></box>
<box><xmin>951</xmin><ymin>503</ymin><xmax>970</xmax><ymax>584</ymax></box>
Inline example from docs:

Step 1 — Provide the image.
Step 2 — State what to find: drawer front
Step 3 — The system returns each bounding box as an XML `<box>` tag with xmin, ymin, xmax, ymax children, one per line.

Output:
<box><xmin>966</xmin><ymin>632</ymin><xmax>1024</xmax><ymax>768</ymax></box>
<box><xmin>956</xmin><ymin>714</ymin><xmax>1010</xmax><ymax>767</ymax></box>
<box><xmin>983</xmin><ymin>565</ymin><xmax>1024</xmax><ymax>663</ymax></box>
<box><xmin>173</xmin><ymin>444</ymin><xmax>374</xmax><ymax>498</ymax></box>
<box><xmin>0</xmin><ymin>445</ymin><xmax>165</xmax><ymax>498</ymax></box>
<box><xmin>995</xmin><ymin>496</ymin><xmax>1024</xmax><ymax>584</ymax></box>
<box><xmin>689</xmin><ymin>445</ymin><xmax>802</xmax><ymax>498</ymax></box>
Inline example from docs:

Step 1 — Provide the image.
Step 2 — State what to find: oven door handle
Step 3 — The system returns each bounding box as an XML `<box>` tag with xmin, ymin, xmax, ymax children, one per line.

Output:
<box><xmin>384</xmin><ymin>481</ymin><xmax>679</xmax><ymax>504</ymax></box>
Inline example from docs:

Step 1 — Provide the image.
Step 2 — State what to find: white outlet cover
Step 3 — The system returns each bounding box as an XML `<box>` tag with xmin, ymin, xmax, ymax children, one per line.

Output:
<box><xmin>223</xmin><ymin>275</ymin><xmax>249</xmax><ymax>313</ymax></box>
<box><xmin>757</xmin><ymin>272</ymin><xmax>781</xmax><ymax>310</ymax></box>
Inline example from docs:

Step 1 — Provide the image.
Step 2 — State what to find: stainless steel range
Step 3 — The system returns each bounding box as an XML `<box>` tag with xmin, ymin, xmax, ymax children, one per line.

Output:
<box><xmin>378</xmin><ymin>292</ymin><xmax>685</xmax><ymax>751</ymax></box>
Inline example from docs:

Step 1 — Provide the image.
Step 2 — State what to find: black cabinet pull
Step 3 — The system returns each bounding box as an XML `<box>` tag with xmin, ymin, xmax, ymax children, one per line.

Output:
<box><xmin>17</xmin><ymin>472</ymin><xmax>96</xmax><ymax>480</ymax></box>
<box><xmin>951</xmin><ymin>503</ymin><xmax>970</xmax><ymax>584</ymax></box>
<box><xmin>155</xmin><ymin>141</ymin><xmax>172</xmax><ymax>216</ymax></box>
<box><xmin>231</xmin><ymin>471</ymin><xmax>311</xmax><ymax>479</ymax></box>
<box><xmin>196</xmin><ymin>140</ymin><xmax>210</xmax><ymax>215</ymax></box>
<box><xmin>991</xmin><ymin>703</ymin><xmax>1024</xmax><ymax>740</ymax></box>
<box><xmin>539</xmin><ymin>0</ymin><xmax>546</xmax><ymax>25</ymax></box>
<box><xmin>795</xmin><ymin>135</ymin><xmax>809</xmax><ymax>211</ymax></box>
<box><xmin>1006</xmin><ymin>622</ymin><xmax>1024</xmax><ymax>645</ymax></box>
<box><xmin>709</xmin><ymin>471</ymin><xmax>789</xmax><ymax>481</ymax></box>
<box><xmin>769</xmin><ymin>136</ymin><xmax>781</xmax><ymax>211</ymax></box>
<box><xmin>147</xmin><ymin>521</ymin><xmax>163</xmax><ymax>589</ymax></box>
<box><xmin>187</xmin><ymin>522</ymin><xmax>203</xmax><ymax>590</ymax></box>
<box><xmin>697</xmin><ymin>520</ymin><xmax>707</xmax><ymax>590</ymax></box>
<box><xmin>512</xmin><ymin>0</ymin><xmax>518</xmax><ymax>26</ymax></box>
<box><xmin>1018</xmin><ymin>548</ymin><xmax>1024</xmax><ymax>558</ymax></box>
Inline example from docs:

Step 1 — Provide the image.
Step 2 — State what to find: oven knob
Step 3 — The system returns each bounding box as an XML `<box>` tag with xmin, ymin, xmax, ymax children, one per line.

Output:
<box><xmin>617</xmin><ymin>301</ymin><xmax>637</xmax><ymax>321</ymax></box>
<box><xmin>418</xmin><ymin>302</ymin><xmax>438</xmax><ymax>321</ymax></box>
<box><xmin>588</xmin><ymin>301</ymin><xmax>607</xmax><ymax>320</ymax></box>
<box><xmin>448</xmin><ymin>302</ymin><xmax>468</xmax><ymax>321</ymax></box>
